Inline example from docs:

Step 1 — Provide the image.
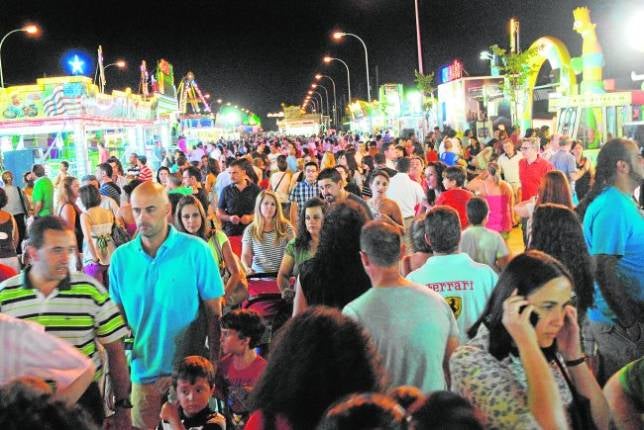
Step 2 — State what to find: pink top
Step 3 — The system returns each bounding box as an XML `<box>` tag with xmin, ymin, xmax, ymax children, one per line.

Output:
<box><xmin>485</xmin><ymin>194</ymin><xmax>512</xmax><ymax>233</ymax></box>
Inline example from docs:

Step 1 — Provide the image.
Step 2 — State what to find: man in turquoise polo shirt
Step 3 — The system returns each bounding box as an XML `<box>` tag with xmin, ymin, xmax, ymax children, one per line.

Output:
<box><xmin>31</xmin><ymin>164</ymin><xmax>54</xmax><ymax>217</ymax></box>
<box><xmin>109</xmin><ymin>182</ymin><xmax>224</xmax><ymax>429</ymax></box>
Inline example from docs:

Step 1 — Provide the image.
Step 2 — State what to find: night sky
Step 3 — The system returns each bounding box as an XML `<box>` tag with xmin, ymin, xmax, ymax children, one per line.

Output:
<box><xmin>3</xmin><ymin>0</ymin><xmax>643</xmax><ymax>128</ymax></box>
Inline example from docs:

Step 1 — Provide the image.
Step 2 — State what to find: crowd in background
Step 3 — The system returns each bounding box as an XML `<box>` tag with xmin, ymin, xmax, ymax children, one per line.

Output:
<box><xmin>0</xmin><ymin>126</ymin><xmax>642</xmax><ymax>430</ymax></box>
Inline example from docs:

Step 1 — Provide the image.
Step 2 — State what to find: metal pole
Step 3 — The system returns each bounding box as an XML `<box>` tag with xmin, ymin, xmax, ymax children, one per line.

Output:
<box><xmin>319</xmin><ymin>74</ymin><xmax>337</xmax><ymax>128</ymax></box>
<box><xmin>0</xmin><ymin>29</ymin><xmax>25</xmax><ymax>88</ymax></box>
<box><xmin>313</xmin><ymin>91</ymin><xmax>324</xmax><ymax>116</ymax></box>
<box><xmin>333</xmin><ymin>58</ymin><xmax>351</xmax><ymax>104</ymax></box>
<box><xmin>317</xmin><ymin>84</ymin><xmax>330</xmax><ymax>123</ymax></box>
<box><xmin>342</xmin><ymin>33</ymin><xmax>371</xmax><ymax>101</ymax></box>
<box><xmin>414</xmin><ymin>0</ymin><xmax>424</xmax><ymax>74</ymax></box>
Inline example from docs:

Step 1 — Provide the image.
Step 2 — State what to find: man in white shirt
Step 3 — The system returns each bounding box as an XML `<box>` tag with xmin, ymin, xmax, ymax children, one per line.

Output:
<box><xmin>497</xmin><ymin>139</ymin><xmax>523</xmax><ymax>203</ymax></box>
<box><xmin>386</xmin><ymin>157</ymin><xmax>426</xmax><ymax>251</ymax></box>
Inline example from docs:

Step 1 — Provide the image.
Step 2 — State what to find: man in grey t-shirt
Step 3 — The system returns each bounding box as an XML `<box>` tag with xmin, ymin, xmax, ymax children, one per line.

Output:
<box><xmin>343</xmin><ymin>221</ymin><xmax>459</xmax><ymax>392</ymax></box>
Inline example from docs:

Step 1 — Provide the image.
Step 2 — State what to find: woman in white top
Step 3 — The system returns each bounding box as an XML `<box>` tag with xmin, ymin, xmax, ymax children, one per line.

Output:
<box><xmin>79</xmin><ymin>184</ymin><xmax>116</xmax><ymax>286</ymax></box>
<box><xmin>242</xmin><ymin>190</ymin><xmax>294</xmax><ymax>275</ymax></box>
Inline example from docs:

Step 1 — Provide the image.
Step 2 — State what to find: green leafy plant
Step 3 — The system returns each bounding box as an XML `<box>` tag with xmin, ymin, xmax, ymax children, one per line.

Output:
<box><xmin>489</xmin><ymin>44</ymin><xmax>540</xmax><ymax>126</ymax></box>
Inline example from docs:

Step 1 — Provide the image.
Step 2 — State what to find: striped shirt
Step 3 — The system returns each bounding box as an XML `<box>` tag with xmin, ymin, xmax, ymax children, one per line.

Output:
<box><xmin>0</xmin><ymin>269</ymin><xmax>128</xmax><ymax>375</ymax></box>
<box><xmin>138</xmin><ymin>164</ymin><xmax>153</xmax><ymax>182</ymax></box>
<box><xmin>242</xmin><ymin>225</ymin><xmax>294</xmax><ymax>274</ymax></box>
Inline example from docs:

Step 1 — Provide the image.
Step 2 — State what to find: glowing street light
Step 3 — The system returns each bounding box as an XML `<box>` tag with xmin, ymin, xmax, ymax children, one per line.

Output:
<box><xmin>333</xmin><ymin>31</ymin><xmax>371</xmax><ymax>101</ymax></box>
<box><xmin>217</xmin><ymin>99</ymin><xmax>222</xmax><ymax>104</ymax></box>
<box><xmin>105</xmin><ymin>60</ymin><xmax>126</xmax><ymax>70</ymax></box>
<box><xmin>0</xmin><ymin>24</ymin><xmax>40</xmax><ymax>87</ymax></box>
<box><xmin>323</xmin><ymin>56</ymin><xmax>351</xmax><ymax>103</ymax></box>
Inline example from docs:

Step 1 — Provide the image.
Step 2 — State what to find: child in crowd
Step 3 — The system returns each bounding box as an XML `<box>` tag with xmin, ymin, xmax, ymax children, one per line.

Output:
<box><xmin>219</xmin><ymin>309</ymin><xmax>267</xmax><ymax>427</ymax></box>
<box><xmin>435</xmin><ymin>166</ymin><xmax>473</xmax><ymax>229</ymax></box>
<box><xmin>459</xmin><ymin>197</ymin><xmax>510</xmax><ymax>272</ymax></box>
<box><xmin>439</xmin><ymin>139</ymin><xmax>459</xmax><ymax>166</ymax></box>
<box><xmin>159</xmin><ymin>356</ymin><xmax>226</xmax><ymax>430</ymax></box>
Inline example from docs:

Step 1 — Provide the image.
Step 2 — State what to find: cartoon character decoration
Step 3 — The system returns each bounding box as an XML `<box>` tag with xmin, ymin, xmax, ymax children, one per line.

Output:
<box><xmin>2</xmin><ymin>93</ymin><xmax>40</xmax><ymax>119</ymax></box>
<box><xmin>572</xmin><ymin>6</ymin><xmax>605</xmax><ymax>94</ymax></box>
<box><xmin>155</xmin><ymin>59</ymin><xmax>176</xmax><ymax>98</ymax></box>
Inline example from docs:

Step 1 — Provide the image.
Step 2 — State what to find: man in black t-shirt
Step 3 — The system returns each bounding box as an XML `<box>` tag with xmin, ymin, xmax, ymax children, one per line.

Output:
<box><xmin>217</xmin><ymin>159</ymin><xmax>260</xmax><ymax>237</ymax></box>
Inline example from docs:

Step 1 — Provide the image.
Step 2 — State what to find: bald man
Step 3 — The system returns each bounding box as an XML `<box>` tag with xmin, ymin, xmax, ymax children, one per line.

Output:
<box><xmin>108</xmin><ymin>182</ymin><xmax>224</xmax><ymax>429</ymax></box>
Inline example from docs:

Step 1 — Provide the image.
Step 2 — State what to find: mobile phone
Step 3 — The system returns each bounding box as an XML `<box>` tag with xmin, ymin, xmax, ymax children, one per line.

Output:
<box><xmin>519</xmin><ymin>305</ymin><xmax>540</xmax><ymax>326</ymax></box>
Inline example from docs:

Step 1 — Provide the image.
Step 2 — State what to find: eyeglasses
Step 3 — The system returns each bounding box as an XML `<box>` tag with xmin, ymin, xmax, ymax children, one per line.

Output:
<box><xmin>520</xmin><ymin>146</ymin><xmax>531</xmax><ymax>151</ymax></box>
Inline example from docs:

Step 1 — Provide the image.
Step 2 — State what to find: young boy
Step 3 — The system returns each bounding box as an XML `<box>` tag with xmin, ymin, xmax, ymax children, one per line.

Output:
<box><xmin>435</xmin><ymin>166</ymin><xmax>473</xmax><ymax>229</ymax></box>
<box><xmin>219</xmin><ymin>309</ymin><xmax>267</xmax><ymax>425</ymax></box>
<box><xmin>159</xmin><ymin>355</ymin><xmax>226</xmax><ymax>430</ymax></box>
<box><xmin>459</xmin><ymin>197</ymin><xmax>510</xmax><ymax>272</ymax></box>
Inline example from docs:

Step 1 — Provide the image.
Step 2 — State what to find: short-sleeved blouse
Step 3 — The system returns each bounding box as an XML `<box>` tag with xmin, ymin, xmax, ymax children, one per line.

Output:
<box><xmin>283</xmin><ymin>238</ymin><xmax>313</xmax><ymax>277</ymax></box>
<box><xmin>449</xmin><ymin>325</ymin><xmax>573</xmax><ymax>429</ymax></box>
<box><xmin>242</xmin><ymin>224</ymin><xmax>294</xmax><ymax>274</ymax></box>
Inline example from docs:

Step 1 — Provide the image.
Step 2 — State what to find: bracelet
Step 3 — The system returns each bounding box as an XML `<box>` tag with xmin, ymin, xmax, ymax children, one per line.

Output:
<box><xmin>564</xmin><ymin>356</ymin><xmax>586</xmax><ymax>367</ymax></box>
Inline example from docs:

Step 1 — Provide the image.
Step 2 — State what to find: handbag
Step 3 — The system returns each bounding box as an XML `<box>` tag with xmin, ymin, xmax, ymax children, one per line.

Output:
<box><xmin>211</xmin><ymin>231</ymin><xmax>248</xmax><ymax>308</ymax></box>
<box><xmin>110</xmin><ymin>213</ymin><xmax>130</xmax><ymax>247</ymax></box>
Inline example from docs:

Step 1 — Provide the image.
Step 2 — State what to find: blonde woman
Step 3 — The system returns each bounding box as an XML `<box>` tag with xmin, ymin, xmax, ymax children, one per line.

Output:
<box><xmin>242</xmin><ymin>190</ymin><xmax>294</xmax><ymax>275</ymax></box>
<box><xmin>320</xmin><ymin>150</ymin><xmax>336</xmax><ymax>171</ymax></box>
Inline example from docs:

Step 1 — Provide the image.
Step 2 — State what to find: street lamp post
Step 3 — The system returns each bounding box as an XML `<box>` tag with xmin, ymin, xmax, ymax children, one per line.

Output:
<box><xmin>316</xmin><ymin>73</ymin><xmax>337</xmax><ymax>127</ymax></box>
<box><xmin>323</xmin><ymin>56</ymin><xmax>351</xmax><ymax>105</ymax></box>
<box><xmin>311</xmin><ymin>83</ymin><xmax>330</xmax><ymax>124</ymax></box>
<box><xmin>333</xmin><ymin>31</ymin><xmax>371</xmax><ymax>101</ymax></box>
<box><xmin>312</xmin><ymin>91</ymin><xmax>324</xmax><ymax>116</ymax></box>
<box><xmin>0</xmin><ymin>25</ymin><xmax>39</xmax><ymax>88</ymax></box>
<box><xmin>96</xmin><ymin>60</ymin><xmax>126</xmax><ymax>92</ymax></box>
<box><xmin>414</xmin><ymin>0</ymin><xmax>424</xmax><ymax>74</ymax></box>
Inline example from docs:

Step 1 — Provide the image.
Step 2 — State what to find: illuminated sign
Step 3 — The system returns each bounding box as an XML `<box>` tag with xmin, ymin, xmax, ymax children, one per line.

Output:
<box><xmin>438</xmin><ymin>60</ymin><xmax>464</xmax><ymax>84</ymax></box>
<box><xmin>60</xmin><ymin>50</ymin><xmax>93</xmax><ymax>76</ymax></box>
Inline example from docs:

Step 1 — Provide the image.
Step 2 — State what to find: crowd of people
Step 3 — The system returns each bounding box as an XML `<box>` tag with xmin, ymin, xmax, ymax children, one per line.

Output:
<box><xmin>0</xmin><ymin>127</ymin><xmax>642</xmax><ymax>430</ymax></box>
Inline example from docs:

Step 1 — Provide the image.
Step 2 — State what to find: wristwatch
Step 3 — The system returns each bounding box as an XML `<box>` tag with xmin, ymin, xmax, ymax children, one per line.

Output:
<box><xmin>114</xmin><ymin>398</ymin><xmax>133</xmax><ymax>409</ymax></box>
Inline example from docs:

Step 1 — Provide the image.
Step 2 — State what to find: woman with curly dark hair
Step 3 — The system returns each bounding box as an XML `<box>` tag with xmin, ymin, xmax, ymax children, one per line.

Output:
<box><xmin>245</xmin><ymin>306</ymin><xmax>384</xmax><ymax>430</ymax></box>
<box><xmin>529</xmin><ymin>204</ymin><xmax>594</xmax><ymax>320</ymax></box>
<box><xmin>292</xmin><ymin>201</ymin><xmax>371</xmax><ymax>315</ymax></box>
<box><xmin>277</xmin><ymin>197</ymin><xmax>325</xmax><ymax>299</ymax></box>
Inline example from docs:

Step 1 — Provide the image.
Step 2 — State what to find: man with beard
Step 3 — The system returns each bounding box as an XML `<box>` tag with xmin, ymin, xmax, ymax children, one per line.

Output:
<box><xmin>577</xmin><ymin>139</ymin><xmax>644</xmax><ymax>384</ymax></box>
<box><xmin>317</xmin><ymin>168</ymin><xmax>372</xmax><ymax>219</ymax></box>
<box><xmin>109</xmin><ymin>182</ymin><xmax>224</xmax><ymax>429</ymax></box>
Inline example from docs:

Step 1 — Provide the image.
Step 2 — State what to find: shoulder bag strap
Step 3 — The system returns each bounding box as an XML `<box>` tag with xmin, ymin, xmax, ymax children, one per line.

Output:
<box><xmin>273</xmin><ymin>171</ymin><xmax>287</xmax><ymax>191</ymax></box>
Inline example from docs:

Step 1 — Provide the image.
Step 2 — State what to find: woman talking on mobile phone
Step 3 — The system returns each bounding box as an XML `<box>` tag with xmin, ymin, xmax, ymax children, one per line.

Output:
<box><xmin>449</xmin><ymin>250</ymin><xmax>609</xmax><ymax>430</ymax></box>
